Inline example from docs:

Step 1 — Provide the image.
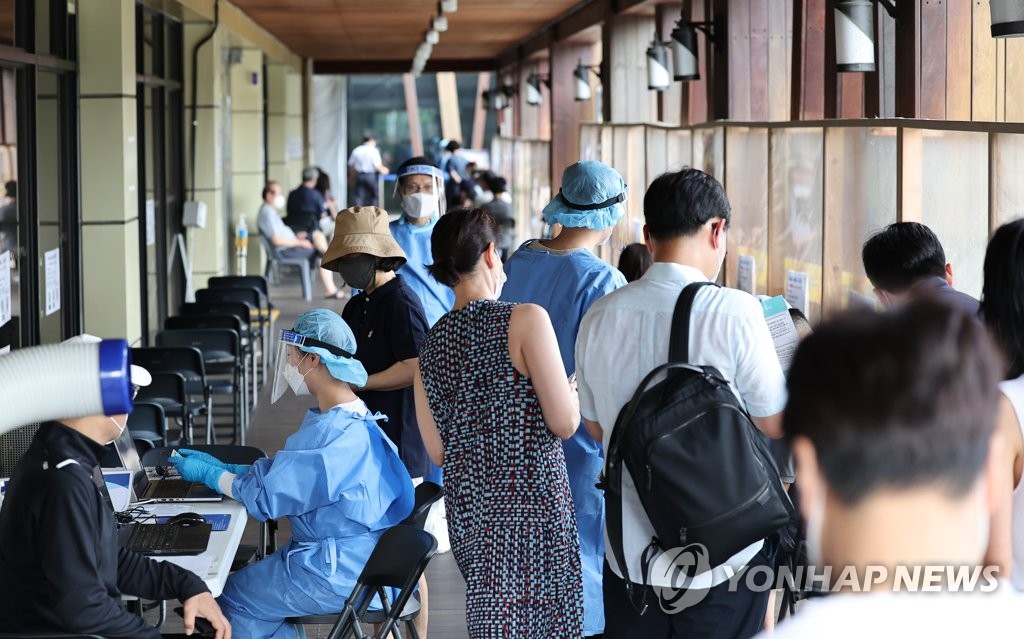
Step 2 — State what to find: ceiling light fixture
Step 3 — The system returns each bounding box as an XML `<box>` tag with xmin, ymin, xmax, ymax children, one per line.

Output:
<box><xmin>525</xmin><ymin>72</ymin><xmax>550</xmax><ymax>106</ymax></box>
<box><xmin>835</xmin><ymin>0</ymin><xmax>896</xmax><ymax>72</ymax></box>
<box><xmin>574</xmin><ymin>60</ymin><xmax>601</xmax><ymax>102</ymax></box>
<box><xmin>646</xmin><ymin>36</ymin><xmax>671</xmax><ymax>91</ymax></box>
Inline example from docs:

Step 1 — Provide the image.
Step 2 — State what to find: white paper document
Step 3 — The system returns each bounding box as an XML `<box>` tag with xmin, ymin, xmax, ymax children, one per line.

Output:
<box><xmin>0</xmin><ymin>250</ymin><xmax>10</xmax><ymax>327</ymax></box>
<box><xmin>784</xmin><ymin>270</ymin><xmax>809</xmax><ymax>316</ymax></box>
<box><xmin>762</xmin><ymin>295</ymin><xmax>801</xmax><ymax>372</ymax></box>
<box><xmin>44</xmin><ymin>248</ymin><xmax>60</xmax><ymax>316</ymax></box>
<box><xmin>736</xmin><ymin>254</ymin><xmax>756</xmax><ymax>295</ymax></box>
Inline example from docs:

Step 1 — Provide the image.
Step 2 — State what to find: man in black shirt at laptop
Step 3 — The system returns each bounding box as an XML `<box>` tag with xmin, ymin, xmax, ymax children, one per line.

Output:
<box><xmin>0</xmin><ymin>355</ymin><xmax>230</xmax><ymax>638</ymax></box>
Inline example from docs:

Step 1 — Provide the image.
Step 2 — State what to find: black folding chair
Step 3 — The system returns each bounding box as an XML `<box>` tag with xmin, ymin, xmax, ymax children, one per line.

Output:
<box><xmin>134</xmin><ymin>372</ymin><xmax>193</xmax><ymax>445</ymax></box>
<box><xmin>131</xmin><ymin>347</ymin><xmax>214</xmax><ymax>444</ymax></box>
<box><xmin>179</xmin><ymin>301</ymin><xmax>259</xmax><ymax>407</ymax></box>
<box><xmin>287</xmin><ymin>484</ymin><xmax>442</xmax><ymax>638</ymax></box>
<box><xmin>155</xmin><ymin>329</ymin><xmax>247</xmax><ymax>445</ymax></box>
<box><xmin>208</xmin><ymin>276</ymin><xmax>278</xmax><ymax>374</ymax></box>
<box><xmin>126</xmin><ymin>401</ymin><xmax>168</xmax><ymax>449</ymax></box>
<box><xmin>196</xmin><ymin>287</ymin><xmax>268</xmax><ymax>388</ymax></box>
<box><xmin>288</xmin><ymin>526</ymin><xmax>437</xmax><ymax>639</ymax></box>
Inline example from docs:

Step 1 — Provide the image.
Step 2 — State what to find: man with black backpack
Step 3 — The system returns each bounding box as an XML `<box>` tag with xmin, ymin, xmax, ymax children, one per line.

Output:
<box><xmin>575</xmin><ymin>168</ymin><xmax>788</xmax><ymax>638</ymax></box>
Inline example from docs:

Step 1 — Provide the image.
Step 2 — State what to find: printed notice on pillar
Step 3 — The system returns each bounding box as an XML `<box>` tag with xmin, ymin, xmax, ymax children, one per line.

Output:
<box><xmin>784</xmin><ymin>270</ymin><xmax>809</xmax><ymax>316</ymax></box>
<box><xmin>146</xmin><ymin>199</ymin><xmax>156</xmax><ymax>246</ymax></box>
<box><xmin>44</xmin><ymin>248</ymin><xmax>60</xmax><ymax>316</ymax></box>
<box><xmin>736</xmin><ymin>254</ymin><xmax>756</xmax><ymax>295</ymax></box>
<box><xmin>0</xmin><ymin>250</ymin><xmax>10</xmax><ymax>328</ymax></box>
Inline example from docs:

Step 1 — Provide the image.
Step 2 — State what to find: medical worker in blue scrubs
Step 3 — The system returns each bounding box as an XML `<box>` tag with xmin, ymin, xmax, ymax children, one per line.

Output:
<box><xmin>388</xmin><ymin>157</ymin><xmax>453</xmax><ymax>530</ymax></box>
<box><xmin>170</xmin><ymin>308</ymin><xmax>414</xmax><ymax>639</ymax></box>
<box><xmin>389</xmin><ymin>157</ymin><xmax>456</xmax><ymax>328</ymax></box>
<box><xmin>498</xmin><ymin>160</ymin><xmax>628</xmax><ymax>637</ymax></box>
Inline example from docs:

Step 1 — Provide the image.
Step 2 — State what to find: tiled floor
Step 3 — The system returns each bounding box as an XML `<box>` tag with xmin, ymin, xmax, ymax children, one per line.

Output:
<box><xmin>157</xmin><ymin>274</ymin><xmax>469</xmax><ymax>638</ymax></box>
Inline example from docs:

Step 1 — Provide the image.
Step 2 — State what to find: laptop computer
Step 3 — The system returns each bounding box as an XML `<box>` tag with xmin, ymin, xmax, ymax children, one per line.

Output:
<box><xmin>118</xmin><ymin>521</ymin><xmax>212</xmax><ymax>556</ymax></box>
<box><xmin>111</xmin><ymin>428</ymin><xmax>222</xmax><ymax>502</ymax></box>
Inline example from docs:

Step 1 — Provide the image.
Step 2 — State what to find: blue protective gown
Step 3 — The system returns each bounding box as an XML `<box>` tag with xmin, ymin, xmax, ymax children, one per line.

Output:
<box><xmin>498</xmin><ymin>240</ymin><xmax>626</xmax><ymax>636</ymax></box>
<box><xmin>217</xmin><ymin>403</ymin><xmax>414</xmax><ymax>639</ymax></box>
<box><xmin>390</xmin><ymin>216</ymin><xmax>456</xmax><ymax>328</ymax></box>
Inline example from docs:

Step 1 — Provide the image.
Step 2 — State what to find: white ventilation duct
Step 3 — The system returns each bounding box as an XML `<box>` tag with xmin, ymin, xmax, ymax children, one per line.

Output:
<box><xmin>835</xmin><ymin>0</ymin><xmax>876</xmax><ymax>72</ymax></box>
<box><xmin>991</xmin><ymin>0</ymin><xmax>1024</xmax><ymax>37</ymax></box>
<box><xmin>0</xmin><ymin>340</ymin><xmax>132</xmax><ymax>436</ymax></box>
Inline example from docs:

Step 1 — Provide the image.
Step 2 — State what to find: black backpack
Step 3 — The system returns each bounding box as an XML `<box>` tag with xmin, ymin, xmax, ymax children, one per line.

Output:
<box><xmin>605</xmin><ymin>281</ymin><xmax>793</xmax><ymax>589</ymax></box>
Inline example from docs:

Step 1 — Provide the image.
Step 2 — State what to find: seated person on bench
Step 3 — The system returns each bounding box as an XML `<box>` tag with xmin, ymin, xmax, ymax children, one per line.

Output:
<box><xmin>0</xmin><ymin>349</ymin><xmax>230</xmax><ymax>638</ymax></box>
<box><xmin>171</xmin><ymin>308</ymin><xmax>415</xmax><ymax>638</ymax></box>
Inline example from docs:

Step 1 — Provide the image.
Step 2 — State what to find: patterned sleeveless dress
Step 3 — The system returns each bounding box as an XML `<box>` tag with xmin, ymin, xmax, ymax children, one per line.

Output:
<box><xmin>418</xmin><ymin>300</ymin><xmax>584</xmax><ymax>638</ymax></box>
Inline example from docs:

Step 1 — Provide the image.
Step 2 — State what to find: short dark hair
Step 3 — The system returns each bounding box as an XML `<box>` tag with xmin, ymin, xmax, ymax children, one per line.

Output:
<box><xmin>980</xmin><ymin>219</ymin><xmax>1024</xmax><ymax>380</ymax></box>
<box><xmin>262</xmin><ymin>181</ymin><xmax>279</xmax><ymax>199</ymax></box>
<box><xmin>618</xmin><ymin>243</ymin><xmax>652</xmax><ymax>282</ymax></box>
<box><xmin>643</xmin><ymin>168</ymin><xmax>731</xmax><ymax>240</ymax></box>
<box><xmin>446</xmin><ymin>140</ymin><xmax>461</xmax><ymax>152</ymax></box>
<box><xmin>861</xmin><ymin>222</ymin><xmax>947</xmax><ymax>292</ymax></box>
<box><xmin>784</xmin><ymin>301</ymin><xmax>1001</xmax><ymax>504</ymax></box>
<box><xmin>429</xmin><ymin>208</ymin><xmax>498</xmax><ymax>287</ymax></box>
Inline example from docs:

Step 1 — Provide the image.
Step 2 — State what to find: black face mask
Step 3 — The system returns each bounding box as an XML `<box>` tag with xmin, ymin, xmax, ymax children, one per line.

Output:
<box><xmin>336</xmin><ymin>254</ymin><xmax>377</xmax><ymax>290</ymax></box>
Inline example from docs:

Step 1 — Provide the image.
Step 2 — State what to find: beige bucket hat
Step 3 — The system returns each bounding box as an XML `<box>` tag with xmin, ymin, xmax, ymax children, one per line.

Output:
<box><xmin>321</xmin><ymin>206</ymin><xmax>407</xmax><ymax>272</ymax></box>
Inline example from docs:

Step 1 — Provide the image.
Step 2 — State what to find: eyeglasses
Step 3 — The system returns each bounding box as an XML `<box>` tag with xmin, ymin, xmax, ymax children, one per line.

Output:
<box><xmin>400</xmin><ymin>182</ymin><xmax>436</xmax><ymax>195</ymax></box>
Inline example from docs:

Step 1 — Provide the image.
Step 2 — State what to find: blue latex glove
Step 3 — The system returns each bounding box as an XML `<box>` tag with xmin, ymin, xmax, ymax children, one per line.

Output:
<box><xmin>169</xmin><ymin>455</ymin><xmax>226</xmax><ymax>493</ymax></box>
<box><xmin>178</xmin><ymin>448</ymin><xmax>250</xmax><ymax>475</ymax></box>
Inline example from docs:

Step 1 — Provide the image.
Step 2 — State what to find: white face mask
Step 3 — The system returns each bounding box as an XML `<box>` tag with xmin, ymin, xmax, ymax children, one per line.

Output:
<box><xmin>403</xmin><ymin>193</ymin><xmax>438</xmax><ymax>219</ymax></box>
<box><xmin>283</xmin><ymin>354</ymin><xmax>311</xmax><ymax>397</ymax></box>
<box><xmin>492</xmin><ymin>258</ymin><xmax>507</xmax><ymax>299</ymax></box>
<box><xmin>107</xmin><ymin>416</ymin><xmax>127</xmax><ymax>445</ymax></box>
<box><xmin>272</xmin><ymin>194</ymin><xmax>286</xmax><ymax>210</ymax></box>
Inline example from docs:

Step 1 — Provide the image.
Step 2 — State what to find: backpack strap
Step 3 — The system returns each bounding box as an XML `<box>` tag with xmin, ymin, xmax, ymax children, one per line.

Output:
<box><xmin>668</xmin><ymin>281</ymin><xmax>717</xmax><ymax>363</ymax></box>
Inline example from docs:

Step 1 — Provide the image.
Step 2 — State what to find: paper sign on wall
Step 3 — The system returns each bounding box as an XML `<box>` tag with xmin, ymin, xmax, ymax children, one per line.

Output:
<box><xmin>44</xmin><ymin>248</ymin><xmax>60</xmax><ymax>316</ymax></box>
<box><xmin>736</xmin><ymin>254</ymin><xmax>756</xmax><ymax>295</ymax></box>
<box><xmin>784</xmin><ymin>270</ymin><xmax>809</xmax><ymax>316</ymax></box>
<box><xmin>0</xmin><ymin>250</ymin><xmax>10</xmax><ymax>328</ymax></box>
<box><xmin>146</xmin><ymin>199</ymin><xmax>156</xmax><ymax>247</ymax></box>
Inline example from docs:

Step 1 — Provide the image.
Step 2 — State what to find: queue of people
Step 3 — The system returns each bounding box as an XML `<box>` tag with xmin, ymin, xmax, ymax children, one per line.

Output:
<box><xmin>6</xmin><ymin>153</ymin><xmax>1024</xmax><ymax>639</ymax></box>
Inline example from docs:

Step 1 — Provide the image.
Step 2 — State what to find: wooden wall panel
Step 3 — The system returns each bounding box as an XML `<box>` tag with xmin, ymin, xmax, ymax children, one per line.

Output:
<box><xmin>945</xmin><ymin>0</ymin><xmax>972</xmax><ymax>120</ymax></box>
<box><xmin>748</xmin><ymin>0</ymin><xmax>770</xmax><ymax>120</ymax></box>
<box><xmin>549</xmin><ymin>41</ymin><xmax>598</xmax><ymax>193</ymax></box>
<box><xmin>919</xmin><ymin>0</ymin><xmax>947</xmax><ymax>119</ymax></box>
<box><xmin>728</xmin><ymin>0</ymin><xmax>752</xmax><ymax>119</ymax></box>
<box><xmin>971</xmin><ymin>0</ymin><xmax>998</xmax><ymax>121</ymax></box>
<box><xmin>792</xmin><ymin>0</ymin><xmax>826</xmax><ymax>120</ymax></box>
<box><xmin>1005</xmin><ymin>40</ymin><xmax>1024</xmax><ymax>122</ymax></box>
<box><xmin>767</xmin><ymin>0</ymin><xmax>792</xmax><ymax>120</ymax></box>
<box><xmin>686</xmin><ymin>0</ymin><xmax>710</xmax><ymax>124</ymax></box>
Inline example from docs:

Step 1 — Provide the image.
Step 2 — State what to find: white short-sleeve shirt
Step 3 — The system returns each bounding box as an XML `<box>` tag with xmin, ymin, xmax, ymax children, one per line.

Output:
<box><xmin>575</xmin><ymin>261</ymin><xmax>788</xmax><ymax>589</ymax></box>
<box><xmin>348</xmin><ymin>144</ymin><xmax>382</xmax><ymax>174</ymax></box>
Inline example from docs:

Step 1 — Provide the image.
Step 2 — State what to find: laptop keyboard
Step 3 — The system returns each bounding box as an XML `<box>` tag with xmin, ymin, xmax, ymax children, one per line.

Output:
<box><xmin>124</xmin><ymin>524</ymin><xmax>180</xmax><ymax>553</ymax></box>
<box><xmin>148</xmin><ymin>479</ymin><xmax>193</xmax><ymax>499</ymax></box>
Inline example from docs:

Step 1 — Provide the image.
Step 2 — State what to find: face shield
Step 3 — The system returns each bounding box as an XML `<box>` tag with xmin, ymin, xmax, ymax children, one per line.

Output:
<box><xmin>395</xmin><ymin>164</ymin><xmax>446</xmax><ymax>223</ymax></box>
<box><xmin>270</xmin><ymin>329</ymin><xmax>358</xmax><ymax>403</ymax></box>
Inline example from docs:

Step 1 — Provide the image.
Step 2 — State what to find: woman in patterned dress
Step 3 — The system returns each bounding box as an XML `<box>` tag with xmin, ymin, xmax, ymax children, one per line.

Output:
<box><xmin>413</xmin><ymin>207</ymin><xmax>584</xmax><ymax>638</ymax></box>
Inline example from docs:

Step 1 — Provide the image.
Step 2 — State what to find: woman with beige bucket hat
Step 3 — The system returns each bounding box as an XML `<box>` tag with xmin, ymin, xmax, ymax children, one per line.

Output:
<box><xmin>321</xmin><ymin>205</ymin><xmax>433</xmax><ymax>480</ymax></box>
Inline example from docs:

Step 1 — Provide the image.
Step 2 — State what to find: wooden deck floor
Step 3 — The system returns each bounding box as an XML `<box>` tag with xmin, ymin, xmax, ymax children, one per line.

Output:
<box><xmin>158</xmin><ymin>275</ymin><xmax>469</xmax><ymax>637</ymax></box>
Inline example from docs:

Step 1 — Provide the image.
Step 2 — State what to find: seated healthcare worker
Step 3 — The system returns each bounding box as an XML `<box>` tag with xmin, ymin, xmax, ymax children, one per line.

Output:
<box><xmin>389</xmin><ymin>157</ymin><xmax>456</xmax><ymax>328</ymax></box>
<box><xmin>170</xmin><ymin>308</ymin><xmax>415</xmax><ymax>639</ymax></box>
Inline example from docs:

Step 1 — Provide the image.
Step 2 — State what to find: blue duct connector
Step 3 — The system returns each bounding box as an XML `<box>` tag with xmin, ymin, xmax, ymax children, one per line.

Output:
<box><xmin>98</xmin><ymin>339</ymin><xmax>132</xmax><ymax>415</ymax></box>
<box><xmin>0</xmin><ymin>339</ymin><xmax>132</xmax><ymax>436</ymax></box>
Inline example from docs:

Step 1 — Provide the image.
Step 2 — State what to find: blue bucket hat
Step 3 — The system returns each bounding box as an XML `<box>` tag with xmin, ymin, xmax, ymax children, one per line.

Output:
<box><xmin>542</xmin><ymin>160</ymin><xmax>627</xmax><ymax>230</ymax></box>
<box><xmin>291</xmin><ymin>308</ymin><xmax>368</xmax><ymax>387</ymax></box>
